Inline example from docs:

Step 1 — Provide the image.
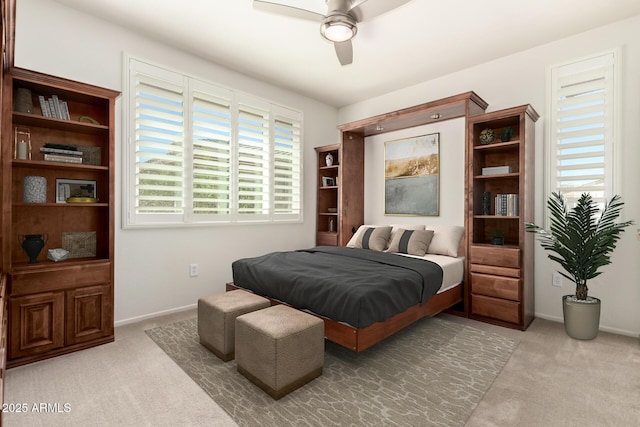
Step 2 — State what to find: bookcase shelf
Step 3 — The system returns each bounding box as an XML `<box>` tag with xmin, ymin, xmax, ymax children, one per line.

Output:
<box><xmin>2</xmin><ymin>67</ymin><xmax>119</xmax><ymax>367</ymax></box>
<box><xmin>466</xmin><ymin>105</ymin><xmax>539</xmax><ymax>331</ymax></box>
<box><xmin>315</xmin><ymin>138</ymin><xmax>364</xmax><ymax>246</ymax></box>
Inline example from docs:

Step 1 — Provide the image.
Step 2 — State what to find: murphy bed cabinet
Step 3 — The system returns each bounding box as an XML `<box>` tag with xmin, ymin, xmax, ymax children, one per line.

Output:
<box><xmin>467</xmin><ymin>105</ymin><xmax>538</xmax><ymax>330</ymax></box>
<box><xmin>315</xmin><ymin>134</ymin><xmax>364</xmax><ymax>246</ymax></box>
<box><xmin>1</xmin><ymin>68</ymin><xmax>119</xmax><ymax>367</ymax></box>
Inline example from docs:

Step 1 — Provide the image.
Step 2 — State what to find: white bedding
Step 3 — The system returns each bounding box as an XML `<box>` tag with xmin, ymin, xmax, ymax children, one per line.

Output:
<box><xmin>394</xmin><ymin>252</ymin><xmax>464</xmax><ymax>293</ymax></box>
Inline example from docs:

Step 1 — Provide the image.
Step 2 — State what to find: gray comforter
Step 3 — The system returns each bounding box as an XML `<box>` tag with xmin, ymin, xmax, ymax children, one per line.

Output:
<box><xmin>231</xmin><ymin>246</ymin><xmax>443</xmax><ymax>328</ymax></box>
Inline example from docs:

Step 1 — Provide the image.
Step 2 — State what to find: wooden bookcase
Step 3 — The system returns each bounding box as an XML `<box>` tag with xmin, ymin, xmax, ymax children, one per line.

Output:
<box><xmin>315</xmin><ymin>133</ymin><xmax>364</xmax><ymax>246</ymax></box>
<box><xmin>1</xmin><ymin>68</ymin><xmax>119</xmax><ymax>367</ymax></box>
<box><xmin>467</xmin><ymin>105</ymin><xmax>538</xmax><ymax>330</ymax></box>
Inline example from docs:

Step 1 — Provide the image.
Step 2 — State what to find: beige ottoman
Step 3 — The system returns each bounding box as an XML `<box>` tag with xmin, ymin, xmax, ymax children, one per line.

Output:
<box><xmin>235</xmin><ymin>304</ymin><xmax>324</xmax><ymax>400</ymax></box>
<box><xmin>198</xmin><ymin>289</ymin><xmax>270</xmax><ymax>362</ymax></box>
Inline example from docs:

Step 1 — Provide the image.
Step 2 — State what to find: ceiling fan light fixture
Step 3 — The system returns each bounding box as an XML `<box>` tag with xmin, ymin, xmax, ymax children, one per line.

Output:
<box><xmin>320</xmin><ymin>13</ymin><xmax>357</xmax><ymax>42</ymax></box>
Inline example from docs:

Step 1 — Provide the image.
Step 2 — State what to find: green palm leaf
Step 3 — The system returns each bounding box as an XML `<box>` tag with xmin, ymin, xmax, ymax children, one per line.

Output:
<box><xmin>525</xmin><ymin>192</ymin><xmax>633</xmax><ymax>300</ymax></box>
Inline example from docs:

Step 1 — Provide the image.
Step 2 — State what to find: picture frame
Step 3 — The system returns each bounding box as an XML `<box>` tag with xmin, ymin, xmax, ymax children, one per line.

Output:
<box><xmin>384</xmin><ymin>133</ymin><xmax>440</xmax><ymax>216</ymax></box>
<box><xmin>321</xmin><ymin>176</ymin><xmax>335</xmax><ymax>187</ymax></box>
<box><xmin>55</xmin><ymin>178</ymin><xmax>97</xmax><ymax>203</ymax></box>
<box><xmin>62</xmin><ymin>231</ymin><xmax>97</xmax><ymax>258</ymax></box>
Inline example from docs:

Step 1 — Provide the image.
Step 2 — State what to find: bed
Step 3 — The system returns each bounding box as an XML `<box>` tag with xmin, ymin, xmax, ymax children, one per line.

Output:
<box><xmin>227</xmin><ymin>225</ymin><xmax>465</xmax><ymax>352</ymax></box>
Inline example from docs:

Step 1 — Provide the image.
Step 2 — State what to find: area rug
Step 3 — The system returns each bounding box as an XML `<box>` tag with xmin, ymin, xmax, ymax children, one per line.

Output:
<box><xmin>146</xmin><ymin>316</ymin><xmax>518</xmax><ymax>426</ymax></box>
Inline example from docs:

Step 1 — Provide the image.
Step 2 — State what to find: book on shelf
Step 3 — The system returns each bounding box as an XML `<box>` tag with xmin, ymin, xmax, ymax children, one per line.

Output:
<box><xmin>482</xmin><ymin>165</ymin><xmax>512</xmax><ymax>175</ymax></box>
<box><xmin>47</xmin><ymin>98</ymin><xmax>57</xmax><ymax>118</ymax></box>
<box><xmin>60</xmin><ymin>101</ymin><xmax>71</xmax><ymax>120</ymax></box>
<box><xmin>494</xmin><ymin>193</ymin><xmax>519</xmax><ymax>216</ymax></box>
<box><xmin>40</xmin><ymin>146</ymin><xmax>83</xmax><ymax>156</ymax></box>
<box><xmin>51</xmin><ymin>95</ymin><xmax>63</xmax><ymax>119</ymax></box>
<box><xmin>38</xmin><ymin>95</ymin><xmax>52</xmax><ymax>117</ymax></box>
<box><xmin>43</xmin><ymin>153</ymin><xmax>83</xmax><ymax>164</ymax></box>
<box><xmin>39</xmin><ymin>95</ymin><xmax>70</xmax><ymax>120</ymax></box>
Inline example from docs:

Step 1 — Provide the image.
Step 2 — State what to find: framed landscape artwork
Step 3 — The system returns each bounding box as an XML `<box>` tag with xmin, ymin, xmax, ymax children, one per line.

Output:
<box><xmin>384</xmin><ymin>133</ymin><xmax>440</xmax><ymax>216</ymax></box>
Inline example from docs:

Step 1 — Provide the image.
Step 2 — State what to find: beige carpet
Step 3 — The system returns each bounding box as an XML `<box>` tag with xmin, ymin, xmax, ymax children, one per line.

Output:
<box><xmin>146</xmin><ymin>316</ymin><xmax>518</xmax><ymax>426</ymax></box>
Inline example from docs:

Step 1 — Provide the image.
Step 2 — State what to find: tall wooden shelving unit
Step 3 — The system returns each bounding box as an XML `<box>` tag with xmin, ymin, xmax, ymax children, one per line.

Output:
<box><xmin>315</xmin><ymin>133</ymin><xmax>365</xmax><ymax>247</ymax></box>
<box><xmin>1</xmin><ymin>68</ymin><xmax>119</xmax><ymax>367</ymax></box>
<box><xmin>466</xmin><ymin>105</ymin><xmax>538</xmax><ymax>330</ymax></box>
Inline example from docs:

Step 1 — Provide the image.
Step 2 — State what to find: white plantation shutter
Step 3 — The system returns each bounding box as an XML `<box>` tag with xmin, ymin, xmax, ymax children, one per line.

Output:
<box><xmin>548</xmin><ymin>51</ymin><xmax>617</xmax><ymax>211</ymax></box>
<box><xmin>273</xmin><ymin>107</ymin><xmax>302</xmax><ymax>219</ymax></box>
<box><xmin>237</xmin><ymin>101</ymin><xmax>270</xmax><ymax>220</ymax></box>
<box><xmin>190</xmin><ymin>84</ymin><xmax>233</xmax><ymax>220</ymax></box>
<box><xmin>124</xmin><ymin>57</ymin><xmax>303</xmax><ymax>227</ymax></box>
<box><xmin>130</xmin><ymin>62</ymin><xmax>186</xmax><ymax>224</ymax></box>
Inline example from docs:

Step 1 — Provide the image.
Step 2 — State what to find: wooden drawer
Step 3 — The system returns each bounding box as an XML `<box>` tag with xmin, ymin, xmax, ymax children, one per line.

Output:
<box><xmin>316</xmin><ymin>232</ymin><xmax>338</xmax><ymax>246</ymax></box>
<box><xmin>10</xmin><ymin>262</ymin><xmax>111</xmax><ymax>296</ymax></box>
<box><xmin>470</xmin><ymin>263</ymin><xmax>520</xmax><ymax>278</ymax></box>
<box><xmin>471</xmin><ymin>294</ymin><xmax>521</xmax><ymax>324</ymax></box>
<box><xmin>471</xmin><ymin>273</ymin><xmax>521</xmax><ymax>301</ymax></box>
<box><xmin>470</xmin><ymin>245</ymin><xmax>520</xmax><ymax>269</ymax></box>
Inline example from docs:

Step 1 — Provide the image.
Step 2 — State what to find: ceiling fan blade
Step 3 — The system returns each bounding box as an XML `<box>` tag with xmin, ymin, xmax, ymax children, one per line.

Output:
<box><xmin>334</xmin><ymin>40</ymin><xmax>353</xmax><ymax>66</ymax></box>
<box><xmin>350</xmin><ymin>0</ymin><xmax>412</xmax><ymax>22</ymax></box>
<box><xmin>253</xmin><ymin>0</ymin><xmax>325</xmax><ymax>22</ymax></box>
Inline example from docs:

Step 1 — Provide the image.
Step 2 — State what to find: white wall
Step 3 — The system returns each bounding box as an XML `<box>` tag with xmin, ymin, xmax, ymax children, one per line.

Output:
<box><xmin>15</xmin><ymin>0</ymin><xmax>339</xmax><ymax>324</ymax></box>
<box><xmin>339</xmin><ymin>15</ymin><xmax>640</xmax><ymax>337</ymax></box>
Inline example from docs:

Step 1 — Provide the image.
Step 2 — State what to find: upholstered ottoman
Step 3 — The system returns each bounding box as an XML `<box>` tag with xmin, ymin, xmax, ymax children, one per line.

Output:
<box><xmin>198</xmin><ymin>290</ymin><xmax>270</xmax><ymax>362</ymax></box>
<box><xmin>235</xmin><ymin>304</ymin><xmax>324</xmax><ymax>400</ymax></box>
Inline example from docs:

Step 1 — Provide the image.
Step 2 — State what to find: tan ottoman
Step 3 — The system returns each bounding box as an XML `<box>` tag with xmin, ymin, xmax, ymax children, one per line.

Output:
<box><xmin>235</xmin><ymin>304</ymin><xmax>324</xmax><ymax>400</ymax></box>
<box><xmin>198</xmin><ymin>290</ymin><xmax>270</xmax><ymax>362</ymax></box>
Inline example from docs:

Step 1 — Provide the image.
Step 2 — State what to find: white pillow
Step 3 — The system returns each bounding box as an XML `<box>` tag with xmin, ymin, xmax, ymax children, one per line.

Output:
<box><xmin>425</xmin><ymin>225</ymin><xmax>464</xmax><ymax>257</ymax></box>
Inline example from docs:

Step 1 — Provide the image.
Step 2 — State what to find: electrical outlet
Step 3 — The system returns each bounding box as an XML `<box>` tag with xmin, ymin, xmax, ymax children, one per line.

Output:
<box><xmin>552</xmin><ymin>272</ymin><xmax>562</xmax><ymax>287</ymax></box>
<box><xmin>189</xmin><ymin>263</ymin><xmax>199</xmax><ymax>277</ymax></box>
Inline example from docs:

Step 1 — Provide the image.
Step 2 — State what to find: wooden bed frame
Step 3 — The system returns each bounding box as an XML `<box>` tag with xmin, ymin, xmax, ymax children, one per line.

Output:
<box><xmin>226</xmin><ymin>281</ymin><xmax>463</xmax><ymax>352</ymax></box>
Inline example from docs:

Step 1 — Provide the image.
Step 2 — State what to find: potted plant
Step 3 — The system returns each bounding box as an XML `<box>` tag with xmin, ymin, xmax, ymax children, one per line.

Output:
<box><xmin>490</xmin><ymin>229</ymin><xmax>504</xmax><ymax>245</ymax></box>
<box><xmin>525</xmin><ymin>192</ymin><xmax>633</xmax><ymax>339</ymax></box>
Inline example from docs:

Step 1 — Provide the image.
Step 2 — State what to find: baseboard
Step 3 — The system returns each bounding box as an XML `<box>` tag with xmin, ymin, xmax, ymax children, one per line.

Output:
<box><xmin>115</xmin><ymin>303</ymin><xmax>197</xmax><ymax>327</ymax></box>
<box><xmin>534</xmin><ymin>313</ymin><xmax>639</xmax><ymax>338</ymax></box>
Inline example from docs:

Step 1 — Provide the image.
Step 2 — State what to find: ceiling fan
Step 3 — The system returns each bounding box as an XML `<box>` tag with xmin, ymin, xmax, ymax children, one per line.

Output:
<box><xmin>253</xmin><ymin>0</ymin><xmax>412</xmax><ymax>66</ymax></box>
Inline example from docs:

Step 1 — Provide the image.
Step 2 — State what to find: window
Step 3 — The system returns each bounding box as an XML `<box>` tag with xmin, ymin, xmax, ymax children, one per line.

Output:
<box><xmin>124</xmin><ymin>57</ymin><xmax>302</xmax><ymax>227</ymax></box>
<box><xmin>547</xmin><ymin>49</ymin><xmax>619</xmax><ymax>212</ymax></box>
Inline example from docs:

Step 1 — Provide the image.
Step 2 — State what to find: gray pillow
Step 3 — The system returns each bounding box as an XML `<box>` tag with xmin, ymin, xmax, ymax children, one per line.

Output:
<box><xmin>352</xmin><ymin>226</ymin><xmax>392</xmax><ymax>251</ymax></box>
<box><xmin>387</xmin><ymin>229</ymin><xmax>435</xmax><ymax>256</ymax></box>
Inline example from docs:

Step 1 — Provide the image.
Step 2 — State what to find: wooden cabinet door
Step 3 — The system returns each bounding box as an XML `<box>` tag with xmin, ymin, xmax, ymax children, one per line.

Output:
<box><xmin>9</xmin><ymin>292</ymin><xmax>65</xmax><ymax>359</ymax></box>
<box><xmin>66</xmin><ymin>285</ymin><xmax>113</xmax><ymax>345</ymax></box>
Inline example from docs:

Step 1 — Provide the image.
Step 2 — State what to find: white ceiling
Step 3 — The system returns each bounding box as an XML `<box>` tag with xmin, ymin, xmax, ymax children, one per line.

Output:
<box><xmin>52</xmin><ymin>0</ymin><xmax>640</xmax><ymax>107</ymax></box>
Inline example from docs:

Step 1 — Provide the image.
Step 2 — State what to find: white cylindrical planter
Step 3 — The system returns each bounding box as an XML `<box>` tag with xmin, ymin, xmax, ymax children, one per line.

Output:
<box><xmin>562</xmin><ymin>295</ymin><xmax>601</xmax><ymax>340</ymax></box>
<box><xmin>23</xmin><ymin>176</ymin><xmax>47</xmax><ymax>203</ymax></box>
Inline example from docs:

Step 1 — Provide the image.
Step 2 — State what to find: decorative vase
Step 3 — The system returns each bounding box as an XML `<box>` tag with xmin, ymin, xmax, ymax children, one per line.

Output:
<box><xmin>562</xmin><ymin>295</ymin><xmax>601</xmax><ymax>340</ymax></box>
<box><xmin>15</xmin><ymin>88</ymin><xmax>34</xmax><ymax>113</ymax></box>
<box><xmin>328</xmin><ymin>217</ymin><xmax>335</xmax><ymax>232</ymax></box>
<box><xmin>500</xmin><ymin>126</ymin><xmax>514</xmax><ymax>142</ymax></box>
<box><xmin>23</xmin><ymin>176</ymin><xmax>47</xmax><ymax>203</ymax></box>
<box><xmin>20</xmin><ymin>233</ymin><xmax>48</xmax><ymax>264</ymax></box>
<box><xmin>479</xmin><ymin>128</ymin><xmax>495</xmax><ymax>145</ymax></box>
<box><xmin>325</xmin><ymin>153</ymin><xmax>333</xmax><ymax>167</ymax></box>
